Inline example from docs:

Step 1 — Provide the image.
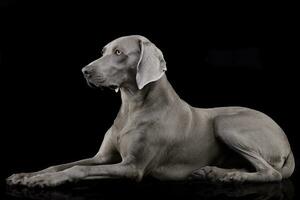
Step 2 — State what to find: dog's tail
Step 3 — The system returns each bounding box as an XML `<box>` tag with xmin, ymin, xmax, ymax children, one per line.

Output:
<box><xmin>279</xmin><ymin>151</ymin><xmax>295</xmax><ymax>179</ymax></box>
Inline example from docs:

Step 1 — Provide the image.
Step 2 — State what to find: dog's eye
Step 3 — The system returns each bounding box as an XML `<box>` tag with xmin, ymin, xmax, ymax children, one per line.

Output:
<box><xmin>114</xmin><ymin>49</ymin><xmax>122</xmax><ymax>56</ymax></box>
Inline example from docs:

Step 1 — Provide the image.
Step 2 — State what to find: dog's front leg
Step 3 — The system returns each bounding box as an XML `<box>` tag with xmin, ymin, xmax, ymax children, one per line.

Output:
<box><xmin>7</xmin><ymin>128</ymin><xmax>119</xmax><ymax>186</ymax></box>
<box><xmin>6</xmin><ymin>157</ymin><xmax>100</xmax><ymax>186</ymax></box>
<box><xmin>24</xmin><ymin>162</ymin><xmax>143</xmax><ymax>187</ymax></box>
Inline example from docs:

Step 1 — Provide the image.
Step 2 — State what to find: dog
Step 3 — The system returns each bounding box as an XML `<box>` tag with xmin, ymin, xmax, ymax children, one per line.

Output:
<box><xmin>6</xmin><ymin>35</ymin><xmax>294</xmax><ymax>187</ymax></box>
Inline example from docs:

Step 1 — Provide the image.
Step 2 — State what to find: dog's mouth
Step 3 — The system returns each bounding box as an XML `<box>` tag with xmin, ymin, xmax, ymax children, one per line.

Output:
<box><xmin>85</xmin><ymin>76</ymin><xmax>105</xmax><ymax>88</ymax></box>
<box><xmin>108</xmin><ymin>85</ymin><xmax>120</xmax><ymax>93</ymax></box>
<box><xmin>86</xmin><ymin>79</ymin><xmax>119</xmax><ymax>92</ymax></box>
<box><xmin>108</xmin><ymin>85</ymin><xmax>118</xmax><ymax>90</ymax></box>
<box><xmin>86</xmin><ymin>80</ymin><xmax>98</xmax><ymax>88</ymax></box>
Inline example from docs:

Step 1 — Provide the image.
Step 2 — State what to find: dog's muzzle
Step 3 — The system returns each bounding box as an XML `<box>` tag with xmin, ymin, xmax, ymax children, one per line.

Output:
<box><xmin>82</xmin><ymin>68</ymin><xmax>119</xmax><ymax>92</ymax></box>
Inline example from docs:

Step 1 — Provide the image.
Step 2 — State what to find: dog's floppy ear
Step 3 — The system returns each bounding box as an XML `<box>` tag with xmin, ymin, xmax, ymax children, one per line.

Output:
<box><xmin>136</xmin><ymin>39</ymin><xmax>167</xmax><ymax>90</ymax></box>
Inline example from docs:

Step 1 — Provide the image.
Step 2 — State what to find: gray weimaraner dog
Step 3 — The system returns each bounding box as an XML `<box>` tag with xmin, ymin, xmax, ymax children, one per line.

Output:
<box><xmin>7</xmin><ymin>35</ymin><xmax>294</xmax><ymax>187</ymax></box>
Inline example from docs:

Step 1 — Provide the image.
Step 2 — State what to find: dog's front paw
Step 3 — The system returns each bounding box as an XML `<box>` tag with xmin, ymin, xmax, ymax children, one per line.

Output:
<box><xmin>24</xmin><ymin>172</ymin><xmax>72</xmax><ymax>188</ymax></box>
<box><xmin>6</xmin><ymin>173</ymin><xmax>33</xmax><ymax>185</ymax></box>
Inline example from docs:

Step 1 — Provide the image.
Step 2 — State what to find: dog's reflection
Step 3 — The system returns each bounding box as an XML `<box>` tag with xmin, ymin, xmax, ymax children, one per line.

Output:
<box><xmin>6</xmin><ymin>179</ymin><xmax>294</xmax><ymax>200</ymax></box>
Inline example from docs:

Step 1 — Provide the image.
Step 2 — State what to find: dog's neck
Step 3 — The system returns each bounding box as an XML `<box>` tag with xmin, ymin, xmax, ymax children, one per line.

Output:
<box><xmin>119</xmin><ymin>75</ymin><xmax>180</xmax><ymax>112</ymax></box>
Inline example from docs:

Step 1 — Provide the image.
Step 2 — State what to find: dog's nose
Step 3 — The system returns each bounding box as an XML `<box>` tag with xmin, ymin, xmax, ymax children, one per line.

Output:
<box><xmin>82</xmin><ymin>67</ymin><xmax>92</xmax><ymax>76</ymax></box>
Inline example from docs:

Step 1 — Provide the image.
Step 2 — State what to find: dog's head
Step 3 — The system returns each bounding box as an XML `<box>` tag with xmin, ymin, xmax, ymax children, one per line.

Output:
<box><xmin>82</xmin><ymin>35</ymin><xmax>167</xmax><ymax>91</ymax></box>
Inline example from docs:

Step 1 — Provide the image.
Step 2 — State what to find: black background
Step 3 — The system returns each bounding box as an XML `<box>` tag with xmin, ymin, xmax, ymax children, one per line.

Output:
<box><xmin>1</xmin><ymin>1</ymin><xmax>299</xmax><ymax>199</ymax></box>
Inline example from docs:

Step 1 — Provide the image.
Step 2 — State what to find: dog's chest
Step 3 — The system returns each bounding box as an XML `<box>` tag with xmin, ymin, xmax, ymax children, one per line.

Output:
<box><xmin>112</xmin><ymin>116</ymin><xmax>152</xmax><ymax>153</ymax></box>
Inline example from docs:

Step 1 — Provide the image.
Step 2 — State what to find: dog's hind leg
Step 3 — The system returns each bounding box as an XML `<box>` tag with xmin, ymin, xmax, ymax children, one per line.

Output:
<box><xmin>190</xmin><ymin>153</ymin><xmax>282</xmax><ymax>183</ymax></box>
<box><xmin>190</xmin><ymin>112</ymin><xmax>291</xmax><ymax>183</ymax></box>
<box><xmin>189</xmin><ymin>166</ymin><xmax>248</xmax><ymax>182</ymax></box>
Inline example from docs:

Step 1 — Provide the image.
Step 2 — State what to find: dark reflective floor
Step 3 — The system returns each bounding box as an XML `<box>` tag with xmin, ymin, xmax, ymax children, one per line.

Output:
<box><xmin>3</xmin><ymin>178</ymin><xmax>296</xmax><ymax>200</ymax></box>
